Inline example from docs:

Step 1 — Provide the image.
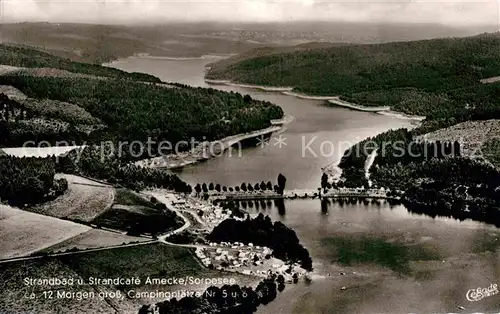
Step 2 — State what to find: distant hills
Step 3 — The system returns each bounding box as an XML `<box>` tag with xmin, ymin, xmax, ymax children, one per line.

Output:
<box><xmin>0</xmin><ymin>22</ymin><xmax>275</xmax><ymax>63</ymax></box>
<box><xmin>207</xmin><ymin>32</ymin><xmax>500</xmax><ymax>125</ymax></box>
<box><xmin>1</xmin><ymin>21</ymin><xmax>493</xmax><ymax>63</ymax></box>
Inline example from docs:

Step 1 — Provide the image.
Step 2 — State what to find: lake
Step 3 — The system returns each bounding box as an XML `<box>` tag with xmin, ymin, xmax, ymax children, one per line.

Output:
<box><xmin>106</xmin><ymin>56</ymin><xmax>415</xmax><ymax>189</ymax></box>
<box><xmin>107</xmin><ymin>56</ymin><xmax>500</xmax><ymax>313</ymax></box>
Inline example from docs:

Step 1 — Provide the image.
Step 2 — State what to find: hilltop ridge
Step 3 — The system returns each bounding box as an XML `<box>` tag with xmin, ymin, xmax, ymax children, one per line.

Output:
<box><xmin>207</xmin><ymin>32</ymin><xmax>500</xmax><ymax>124</ymax></box>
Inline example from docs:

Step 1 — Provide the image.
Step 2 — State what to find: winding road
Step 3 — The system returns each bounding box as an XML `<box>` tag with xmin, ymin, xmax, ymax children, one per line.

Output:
<box><xmin>142</xmin><ymin>191</ymin><xmax>191</xmax><ymax>242</ymax></box>
<box><xmin>0</xmin><ymin>190</ymin><xmax>204</xmax><ymax>265</ymax></box>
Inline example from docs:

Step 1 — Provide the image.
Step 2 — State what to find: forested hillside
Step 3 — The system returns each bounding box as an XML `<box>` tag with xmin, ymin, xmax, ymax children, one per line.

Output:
<box><xmin>54</xmin><ymin>145</ymin><xmax>193</xmax><ymax>193</ymax></box>
<box><xmin>0</xmin><ymin>92</ymin><xmax>105</xmax><ymax>146</ymax></box>
<box><xmin>336</xmin><ymin>126</ymin><xmax>500</xmax><ymax>225</ymax></box>
<box><xmin>0</xmin><ymin>74</ymin><xmax>283</xmax><ymax>154</ymax></box>
<box><xmin>208</xmin><ymin>33</ymin><xmax>500</xmax><ymax>119</ymax></box>
<box><xmin>0</xmin><ymin>44</ymin><xmax>160</xmax><ymax>82</ymax></box>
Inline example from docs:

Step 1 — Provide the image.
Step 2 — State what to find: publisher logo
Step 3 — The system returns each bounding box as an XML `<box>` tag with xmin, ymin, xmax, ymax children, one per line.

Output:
<box><xmin>466</xmin><ymin>284</ymin><xmax>498</xmax><ymax>302</ymax></box>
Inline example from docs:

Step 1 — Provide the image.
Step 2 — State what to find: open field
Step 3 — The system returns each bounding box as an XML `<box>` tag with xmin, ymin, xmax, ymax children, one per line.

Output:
<box><xmin>480</xmin><ymin>76</ymin><xmax>500</xmax><ymax>84</ymax></box>
<box><xmin>41</xmin><ymin>229</ymin><xmax>149</xmax><ymax>254</ymax></box>
<box><xmin>0</xmin><ymin>65</ymin><xmax>22</xmax><ymax>75</ymax></box>
<box><xmin>30</xmin><ymin>174</ymin><xmax>115</xmax><ymax>222</ymax></box>
<box><xmin>90</xmin><ymin>188</ymin><xmax>183</xmax><ymax>234</ymax></box>
<box><xmin>109</xmin><ymin>204</ymin><xmax>157</xmax><ymax>215</ymax></box>
<box><xmin>417</xmin><ymin>119</ymin><xmax>500</xmax><ymax>159</ymax></box>
<box><xmin>92</xmin><ymin>206</ymin><xmax>155</xmax><ymax>228</ymax></box>
<box><xmin>0</xmin><ymin>205</ymin><xmax>90</xmax><ymax>259</ymax></box>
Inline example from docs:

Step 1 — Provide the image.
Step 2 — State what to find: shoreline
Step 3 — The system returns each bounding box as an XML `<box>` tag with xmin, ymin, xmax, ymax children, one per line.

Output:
<box><xmin>326</xmin><ymin>97</ymin><xmax>390</xmax><ymax>112</ymax></box>
<box><xmin>204</xmin><ymin>78</ymin><xmax>426</xmax><ymax>186</ymax></box>
<box><xmin>205</xmin><ymin>79</ymin><xmax>426</xmax><ymax>121</ymax></box>
<box><xmin>281</xmin><ymin>91</ymin><xmax>338</xmax><ymax>100</ymax></box>
<box><xmin>377</xmin><ymin>110</ymin><xmax>426</xmax><ymax>121</ymax></box>
<box><xmin>103</xmin><ymin>54</ymin><xmax>231</xmax><ymax>66</ymax></box>
<box><xmin>135</xmin><ymin>124</ymin><xmax>284</xmax><ymax>170</ymax></box>
<box><xmin>104</xmin><ymin>56</ymin><xmax>424</xmax><ymax>121</ymax></box>
<box><xmin>205</xmin><ymin>79</ymin><xmax>294</xmax><ymax>92</ymax></box>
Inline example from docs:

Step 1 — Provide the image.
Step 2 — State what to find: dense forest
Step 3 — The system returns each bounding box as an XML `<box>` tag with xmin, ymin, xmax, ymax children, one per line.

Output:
<box><xmin>0</xmin><ymin>44</ymin><xmax>160</xmax><ymax>82</ymax></box>
<box><xmin>305</xmin><ymin>35</ymin><xmax>500</xmax><ymax>223</ymax></box>
<box><xmin>207</xmin><ymin>213</ymin><xmax>313</xmax><ymax>271</ymax></box>
<box><xmin>356</xmin><ymin>153</ymin><xmax>500</xmax><ymax>225</ymax></box>
<box><xmin>139</xmin><ymin>276</ymin><xmax>286</xmax><ymax>314</ymax></box>
<box><xmin>0</xmin><ymin>156</ymin><xmax>67</xmax><ymax>206</ymax></box>
<box><xmin>334</xmin><ymin>124</ymin><xmax>500</xmax><ymax>224</ymax></box>
<box><xmin>1</xmin><ymin>43</ymin><xmax>283</xmax><ymax>153</ymax></box>
<box><xmin>398</xmin><ymin>158</ymin><xmax>500</xmax><ymax>226</ymax></box>
<box><xmin>208</xmin><ymin>33</ymin><xmax>500</xmax><ymax>119</ymax></box>
<box><xmin>338</xmin><ymin>128</ymin><xmax>461</xmax><ymax>176</ymax></box>
<box><xmin>0</xmin><ymin>75</ymin><xmax>283</xmax><ymax>157</ymax></box>
<box><xmin>0</xmin><ymin>92</ymin><xmax>103</xmax><ymax>146</ymax></box>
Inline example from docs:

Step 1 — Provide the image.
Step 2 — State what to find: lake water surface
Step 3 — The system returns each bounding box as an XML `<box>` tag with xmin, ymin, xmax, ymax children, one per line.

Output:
<box><xmin>107</xmin><ymin>56</ymin><xmax>500</xmax><ymax>313</ymax></box>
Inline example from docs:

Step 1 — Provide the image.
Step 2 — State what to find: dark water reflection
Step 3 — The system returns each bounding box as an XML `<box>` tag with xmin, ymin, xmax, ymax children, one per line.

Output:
<box><xmin>235</xmin><ymin>199</ymin><xmax>500</xmax><ymax>314</ymax></box>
